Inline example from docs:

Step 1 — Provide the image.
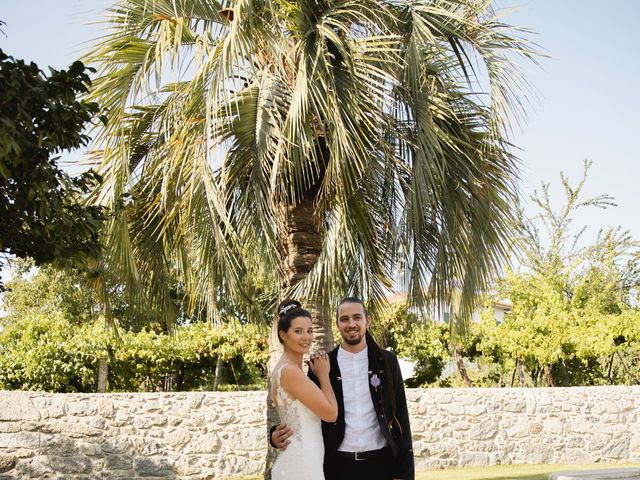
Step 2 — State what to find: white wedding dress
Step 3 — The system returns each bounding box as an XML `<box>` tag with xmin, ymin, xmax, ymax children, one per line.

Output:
<box><xmin>271</xmin><ymin>363</ymin><xmax>325</xmax><ymax>480</ymax></box>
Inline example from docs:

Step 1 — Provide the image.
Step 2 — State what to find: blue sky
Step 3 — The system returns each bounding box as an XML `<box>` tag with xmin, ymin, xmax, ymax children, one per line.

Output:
<box><xmin>2</xmin><ymin>0</ymin><xmax>639</xmax><ymax>244</ymax></box>
<box><xmin>504</xmin><ymin>0</ymin><xmax>640</xmax><ymax>244</ymax></box>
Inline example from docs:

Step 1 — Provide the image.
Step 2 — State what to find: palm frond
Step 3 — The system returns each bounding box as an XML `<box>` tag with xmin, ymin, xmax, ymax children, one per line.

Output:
<box><xmin>82</xmin><ymin>0</ymin><xmax>539</xmax><ymax>333</ymax></box>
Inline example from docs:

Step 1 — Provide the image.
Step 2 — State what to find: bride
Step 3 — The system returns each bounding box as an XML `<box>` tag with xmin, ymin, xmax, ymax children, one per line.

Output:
<box><xmin>271</xmin><ymin>300</ymin><xmax>338</xmax><ymax>480</ymax></box>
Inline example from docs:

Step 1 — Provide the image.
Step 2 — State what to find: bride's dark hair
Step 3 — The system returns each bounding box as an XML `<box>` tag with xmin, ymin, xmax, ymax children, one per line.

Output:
<box><xmin>277</xmin><ymin>299</ymin><xmax>311</xmax><ymax>344</ymax></box>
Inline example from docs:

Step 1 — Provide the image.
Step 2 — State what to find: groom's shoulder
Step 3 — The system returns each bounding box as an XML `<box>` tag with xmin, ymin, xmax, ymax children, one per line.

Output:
<box><xmin>379</xmin><ymin>347</ymin><xmax>401</xmax><ymax>365</ymax></box>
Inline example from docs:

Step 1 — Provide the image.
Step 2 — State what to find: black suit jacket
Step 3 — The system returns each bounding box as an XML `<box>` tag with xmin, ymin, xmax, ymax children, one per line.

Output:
<box><xmin>307</xmin><ymin>340</ymin><xmax>415</xmax><ymax>480</ymax></box>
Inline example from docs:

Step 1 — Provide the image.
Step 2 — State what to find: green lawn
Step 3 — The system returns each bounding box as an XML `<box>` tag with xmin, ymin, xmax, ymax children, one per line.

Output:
<box><xmin>418</xmin><ymin>463</ymin><xmax>640</xmax><ymax>480</ymax></box>
<box><xmin>234</xmin><ymin>463</ymin><xmax>640</xmax><ymax>480</ymax></box>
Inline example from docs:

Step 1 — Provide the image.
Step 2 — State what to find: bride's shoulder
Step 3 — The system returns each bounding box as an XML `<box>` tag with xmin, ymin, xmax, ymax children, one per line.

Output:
<box><xmin>279</xmin><ymin>364</ymin><xmax>305</xmax><ymax>386</ymax></box>
<box><xmin>279</xmin><ymin>363</ymin><xmax>303</xmax><ymax>378</ymax></box>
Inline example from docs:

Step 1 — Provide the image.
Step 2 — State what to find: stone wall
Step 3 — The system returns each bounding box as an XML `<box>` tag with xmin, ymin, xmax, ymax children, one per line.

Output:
<box><xmin>0</xmin><ymin>387</ymin><xmax>639</xmax><ymax>478</ymax></box>
<box><xmin>408</xmin><ymin>387</ymin><xmax>640</xmax><ymax>471</ymax></box>
<box><xmin>0</xmin><ymin>392</ymin><xmax>265</xmax><ymax>479</ymax></box>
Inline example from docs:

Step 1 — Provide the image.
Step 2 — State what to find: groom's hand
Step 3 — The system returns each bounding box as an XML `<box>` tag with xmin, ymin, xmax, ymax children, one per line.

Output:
<box><xmin>271</xmin><ymin>423</ymin><xmax>293</xmax><ymax>451</ymax></box>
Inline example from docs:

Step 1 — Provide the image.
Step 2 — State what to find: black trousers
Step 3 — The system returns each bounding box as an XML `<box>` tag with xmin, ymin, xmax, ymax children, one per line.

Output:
<box><xmin>324</xmin><ymin>447</ymin><xmax>394</xmax><ymax>480</ymax></box>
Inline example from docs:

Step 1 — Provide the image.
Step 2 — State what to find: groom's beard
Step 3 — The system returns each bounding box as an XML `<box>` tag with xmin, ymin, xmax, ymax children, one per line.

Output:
<box><xmin>343</xmin><ymin>333</ymin><xmax>364</xmax><ymax>345</ymax></box>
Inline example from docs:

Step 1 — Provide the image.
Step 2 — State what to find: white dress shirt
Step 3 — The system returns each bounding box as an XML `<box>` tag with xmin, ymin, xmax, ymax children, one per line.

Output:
<box><xmin>337</xmin><ymin>345</ymin><xmax>387</xmax><ymax>452</ymax></box>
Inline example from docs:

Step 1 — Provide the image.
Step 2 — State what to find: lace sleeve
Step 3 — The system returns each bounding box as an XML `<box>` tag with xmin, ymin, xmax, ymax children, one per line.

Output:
<box><xmin>271</xmin><ymin>364</ymin><xmax>303</xmax><ymax>444</ymax></box>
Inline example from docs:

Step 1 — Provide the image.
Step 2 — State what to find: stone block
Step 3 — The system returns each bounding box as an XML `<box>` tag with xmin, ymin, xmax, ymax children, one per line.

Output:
<box><xmin>48</xmin><ymin>405</ymin><xmax>66</xmax><ymax>419</ymax></box>
<box><xmin>544</xmin><ymin>417</ymin><xmax>564</xmax><ymax>435</ymax></box>
<box><xmin>630</xmin><ymin>437</ymin><xmax>640</xmax><ymax>457</ymax></box>
<box><xmin>0</xmin><ymin>455</ymin><xmax>16</xmax><ymax>474</ymax></box>
<box><xmin>118</xmin><ymin>425</ymin><xmax>135</xmax><ymax>436</ymax></box>
<box><xmin>132</xmin><ymin>417</ymin><xmax>153</xmax><ymax>429</ymax></box>
<box><xmin>468</xmin><ymin>420</ymin><xmax>498</xmax><ymax>440</ymax></box>
<box><xmin>189</xmin><ymin>393</ymin><xmax>205</xmax><ymax>409</ymax></box>
<box><xmin>66</xmin><ymin>401</ymin><xmax>98</xmax><ymax>417</ymax></box>
<box><xmin>564</xmin><ymin>447</ymin><xmax>593</xmax><ymax>464</ymax></box>
<box><xmin>0</xmin><ymin>432</ymin><xmax>41</xmax><ymax>449</ymax></box>
<box><xmin>184</xmin><ymin>433</ymin><xmax>221</xmax><ymax>454</ymax></box>
<box><xmin>0</xmin><ymin>393</ymin><xmax>39</xmax><ymax>421</ymax></box>
<box><xmin>595</xmin><ymin>401</ymin><xmax>621</xmax><ymax>415</ymax></box>
<box><xmin>17</xmin><ymin>455</ymin><xmax>53</xmax><ymax>477</ymax></box>
<box><xmin>101</xmin><ymin>437</ymin><xmax>131</xmax><ymax>454</ymax></box>
<box><xmin>602</xmin><ymin>438</ymin><xmax>631</xmax><ymax>459</ymax></box>
<box><xmin>0</xmin><ymin>423</ymin><xmax>20</xmax><ymax>434</ymax></box>
<box><xmin>452</xmin><ymin>420</ymin><xmax>471</xmax><ymax>431</ymax></box>
<box><xmin>50</xmin><ymin>455</ymin><xmax>92</xmax><ymax>474</ymax></box>
<box><xmin>406</xmin><ymin>390</ymin><xmax>422</xmax><ymax>402</ymax></box>
<box><xmin>570</xmin><ymin>418</ymin><xmax>592</xmax><ymax>434</ymax></box>
<box><xmin>98</xmin><ymin>398</ymin><xmax>114</xmax><ymax>418</ymax></box>
<box><xmin>90</xmin><ymin>470</ymin><xmax>135</xmax><ymax>479</ymax></box>
<box><xmin>168</xmin><ymin>415</ymin><xmax>183</xmax><ymax>426</ymax></box>
<box><xmin>523</xmin><ymin>444</ymin><xmax>556</xmax><ymax>464</ymax></box>
<box><xmin>465</xmin><ymin>405</ymin><xmax>486</xmax><ymax>416</ymax></box>
<box><xmin>441</xmin><ymin>403</ymin><xmax>465</xmax><ymax>415</ymax></box>
<box><xmin>140</xmin><ymin>414</ymin><xmax>167</xmax><ymax>428</ymax></box>
<box><xmin>459</xmin><ymin>452</ymin><xmax>490</xmax><ymax>467</ymax></box>
<box><xmin>129</xmin><ymin>437</ymin><xmax>164</xmax><ymax>455</ymax></box>
<box><xmin>105</xmin><ymin>454</ymin><xmax>133</xmax><ymax>470</ymax></box>
<box><xmin>529</xmin><ymin>422</ymin><xmax>543</xmax><ymax>435</ymax></box>
<box><xmin>503</xmin><ymin>399</ymin><xmax>526</xmax><ymax>413</ymax></box>
<box><xmin>75</xmin><ymin>439</ymin><xmax>103</xmax><ymax>456</ymax></box>
<box><xmin>506</xmin><ymin>419</ymin><xmax>530</xmax><ymax>438</ymax></box>
<box><xmin>65</xmin><ymin>421</ymin><xmax>103</xmax><ymax>437</ymax></box>
<box><xmin>38</xmin><ymin>421</ymin><xmax>63</xmax><ymax>434</ymax></box>
<box><xmin>41</xmin><ymin>433</ymin><xmax>75</xmax><ymax>451</ymax></box>
<box><xmin>217</xmin><ymin>413</ymin><xmax>237</xmax><ymax>425</ymax></box>
<box><xmin>410</xmin><ymin>403</ymin><xmax>428</xmax><ymax>415</ymax></box>
<box><xmin>165</xmin><ymin>429</ymin><xmax>192</xmax><ymax>448</ymax></box>
<box><xmin>526</xmin><ymin>395</ymin><xmax>538</xmax><ymax>414</ymax></box>
<box><xmin>88</xmin><ymin>416</ymin><xmax>106</xmax><ymax>429</ymax></box>
<box><xmin>133</xmin><ymin>457</ymin><xmax>175</xmax><ymax>477</ymax></box>
<box><xmin>39</xmin><ymin>400</ymin><xmax>65</xmax><ymax>419</ymax></box>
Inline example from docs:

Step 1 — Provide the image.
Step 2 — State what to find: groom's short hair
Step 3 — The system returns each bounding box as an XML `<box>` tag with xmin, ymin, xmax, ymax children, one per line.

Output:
<box><xmin>336</xmin><ymin>296</ymin><xmax>368</xmax><ymax>318</ymax></box>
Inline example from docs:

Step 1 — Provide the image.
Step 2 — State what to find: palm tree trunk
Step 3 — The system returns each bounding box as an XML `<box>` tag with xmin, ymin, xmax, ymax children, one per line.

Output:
<box><xmin>544</xmin><ymin>363</ymin><xmax>555</xmax><ymax>387</ymax></box>
<box><xmin>213</xmin><ymin>355</ymin><xmax>223</xmax><ymax>391</ymax></box>
<box><xmin>516</xmin><ymin>358</ymin><xmax>526</xmax><ymax>387</ymax></box>
<box><xmin>451</xmin><ymin>348</ymin><xmax>472</xmax><ymax>387</ymax></box>
<box><xmin>280</xmin><ymin>197</ymin><xmax>333</xmax><ymax>348</ymax></box>
<box><xmin>606</xmin><ymin>353</ymin><xmax>616</xmax><ymax>383</ymax></box>
<box><xmin>561</xmin><ymin>358</ymin><xmax>571</xmax><ymax>386</ymax></box>
<box><xmin>97</xmin><ymin>354</ymin><xmax>108</xmax><ymax>393</ymax></box>
<box><xmin>175</xmin><ymin>363</ymin><xmax>184</xmax><ymax>391</ymax></box>
<box><xmin>265</xmin><ymin>196</ymin><xmax>330</xmax><ymax>480</ymax></box>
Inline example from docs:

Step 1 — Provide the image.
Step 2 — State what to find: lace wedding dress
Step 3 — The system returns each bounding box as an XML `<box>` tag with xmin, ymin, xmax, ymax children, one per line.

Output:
<box><xmin>271</xmin><ymin>362</ymin><xmax>325</xmax><ymax>480</ymax></box>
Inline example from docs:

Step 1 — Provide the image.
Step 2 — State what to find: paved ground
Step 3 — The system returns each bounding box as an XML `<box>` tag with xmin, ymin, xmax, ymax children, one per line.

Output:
<box><xmin>549</xmin><ymin>468</ymin><xmax>640</xmax><ymax>480</ymax></box>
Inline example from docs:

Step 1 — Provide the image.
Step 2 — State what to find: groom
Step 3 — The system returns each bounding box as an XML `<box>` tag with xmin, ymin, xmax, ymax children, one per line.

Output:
<box><xmin>271</xmin><ymin>297</ymin><xmax>414</xmax><ymax>480</ymax></box>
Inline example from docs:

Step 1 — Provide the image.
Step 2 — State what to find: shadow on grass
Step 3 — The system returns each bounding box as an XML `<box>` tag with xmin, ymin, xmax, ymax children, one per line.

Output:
<box><xmin>421</xmin><ymin>471</ymin><xmax>548</xmax><ymax>480</ymax></box>
<box><xmin>422</xmin><ymin>475</ymin><xmax>549</xmax><ymax>480</ymax></box>
<box><xmin>421</xmin><ymin>464</ymin><xmax>640</xmax><ymax>480</ymax></box>
<box><xmin>464</xmin><ymin>476</ymin><xmax>548</xmax><ymax>480</ymax></box>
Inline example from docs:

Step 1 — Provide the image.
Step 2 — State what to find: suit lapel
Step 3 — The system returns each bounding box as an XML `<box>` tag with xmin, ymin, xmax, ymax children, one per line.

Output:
<box><xmin>329</xmin><ymin>347</ymin><xmax>344</xmax><ymax>422</ymax></box>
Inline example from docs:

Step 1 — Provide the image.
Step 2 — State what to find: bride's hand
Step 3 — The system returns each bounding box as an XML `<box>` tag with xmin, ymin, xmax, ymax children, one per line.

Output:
<box><xmin>309</xmin><ymin>352</ymin><xmax>330</xmax><ymax>378</ymax></box>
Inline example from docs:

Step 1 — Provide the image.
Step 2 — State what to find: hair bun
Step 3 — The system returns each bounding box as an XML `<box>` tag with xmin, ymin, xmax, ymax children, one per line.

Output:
<box><xmin>278</xmin><ymin>301</ymin><xmax>300</xmax><ymax>317</ymax></box>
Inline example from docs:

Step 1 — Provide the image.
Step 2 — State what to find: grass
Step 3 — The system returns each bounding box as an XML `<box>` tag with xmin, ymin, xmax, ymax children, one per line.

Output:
<box><xmin>234</xmin><ymin>463</ymin><xmax>640</xmax><ymax>480</ymax></box>
<box><xmin>417</xmin><ymin>463</ymin><xmax>640</xmax><ymax>480</ymax></box>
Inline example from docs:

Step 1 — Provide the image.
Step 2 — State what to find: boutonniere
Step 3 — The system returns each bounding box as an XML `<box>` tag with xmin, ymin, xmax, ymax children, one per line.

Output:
<box><xmin>369</xmin><ymin>371</ymin><xmax>381</xmax><ymax>391</ymax></box>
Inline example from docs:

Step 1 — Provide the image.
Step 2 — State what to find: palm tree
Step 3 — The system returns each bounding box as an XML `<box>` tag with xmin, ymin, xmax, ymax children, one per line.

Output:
<box><xmin>84</xmin><ymin>0</ymin><xmax>536</xmax><ymax>354</ymax></box>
